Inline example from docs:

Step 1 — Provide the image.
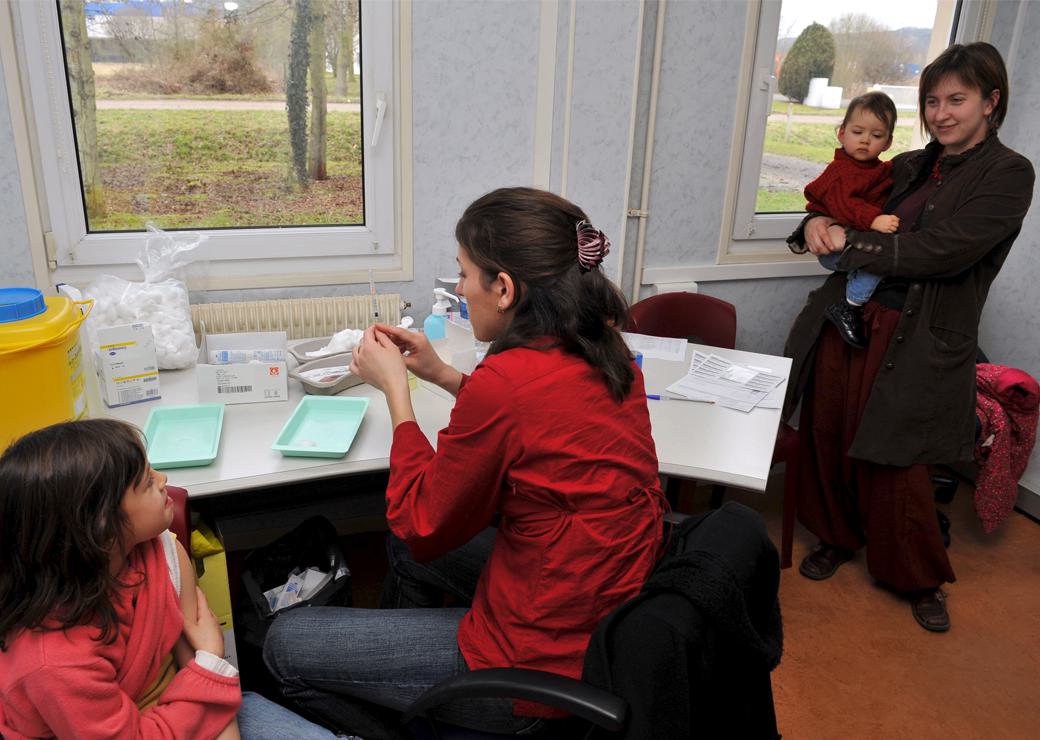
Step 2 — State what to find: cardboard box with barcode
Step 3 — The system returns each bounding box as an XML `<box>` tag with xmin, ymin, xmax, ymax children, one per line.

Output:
<box><xmin>196</xmin><ymin>327</ymin><xmax>288</xmax><ymax>404</ymax></box>
<box><xmin>95</xmin><ymin>322</ymin><xmax>162</xmax><ymax>408</ymax></box>
<box><xmin>190</xmin><ymin>520</ymin><xmax>238</xmax><ymax>669</ymax></box>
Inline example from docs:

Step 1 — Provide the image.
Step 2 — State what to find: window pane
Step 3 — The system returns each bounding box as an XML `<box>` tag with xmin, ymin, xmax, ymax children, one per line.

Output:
<box><xmin>58</xmin><ymin>0</ymin><xmax>363</xmax><ymax>232</ymax></box>
<box><xmin>757</xmin><ymin>0</ymin><xmax>951</xmax><ymax>214</ymax></box>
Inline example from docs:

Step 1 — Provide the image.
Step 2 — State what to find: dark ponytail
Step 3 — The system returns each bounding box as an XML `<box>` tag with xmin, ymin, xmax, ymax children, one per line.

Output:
<box><xmin>455</xmin><ymin>187</ymin><xmax>634</xmax><ymax>402</ymax></box>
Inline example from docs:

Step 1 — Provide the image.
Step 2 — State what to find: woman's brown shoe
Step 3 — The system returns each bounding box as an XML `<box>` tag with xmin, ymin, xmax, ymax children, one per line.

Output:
<box><xmin>911</xmin><ymin>589</ymin><xmax>950</xmax><ymax>632</ymax></box>
<box><xmin>798</xmin><ymin>542</ymin><xmax>854</xmax><ymax>581</ymax></box>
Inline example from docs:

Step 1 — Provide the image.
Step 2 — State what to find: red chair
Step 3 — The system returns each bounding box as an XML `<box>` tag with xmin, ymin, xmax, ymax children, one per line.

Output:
<box><xmin>167</xmin><ymin>485</ymin><xmax>191</xmax><ymax>545</ymax></box>
<box><xmin>627</xmin><ymin>292</ymin><xmax>736</xmax><ymax>348</ymax></box>
<box><xmin>628</xmin><ymin>292</ymin><xmax>798</xmax><ymax>568</ymax></box>
<box><xmin>627</xmin><ymin>293</ymin><xmax>737</xmax><ymax>511</ymax></box>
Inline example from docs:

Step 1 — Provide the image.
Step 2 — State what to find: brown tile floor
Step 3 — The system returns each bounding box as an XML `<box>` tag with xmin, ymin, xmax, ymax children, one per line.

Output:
<box><xmin>721</xmin><ymin>474</ymin><xmax>1040</xmax><ymax>740</ymax></box>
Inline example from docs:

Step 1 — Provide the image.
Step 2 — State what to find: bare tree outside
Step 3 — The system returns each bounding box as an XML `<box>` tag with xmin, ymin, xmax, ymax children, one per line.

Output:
<box><xmin>59</xmin><ymin>0</ymin><xmax>105</xmax><ymax>218</ymax></box>
<box><xmin>308</xmin><ymin>0</ymin><xmax>328</xmax><ymax>181</ymax></box>
<box><xmin>56</xmin><ymin>0</ymin><xmax>363</xmax><ymax>231</ymax></box>
<box><xmin>829</xmin><ymin>14</ymin><xmax>909</xmax><ymax>97</ymax></box>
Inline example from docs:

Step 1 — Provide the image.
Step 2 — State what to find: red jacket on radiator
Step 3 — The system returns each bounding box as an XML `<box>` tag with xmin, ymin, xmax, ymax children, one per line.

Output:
<box><xmin>974</xmin><ymin>363</ymin><xmax>1040</xmax><ymax>533</ymax></box>
<box><xmin>386</xmin><ymin>344</ymin><xmax>665</xmax><ymax>715</ymax></box>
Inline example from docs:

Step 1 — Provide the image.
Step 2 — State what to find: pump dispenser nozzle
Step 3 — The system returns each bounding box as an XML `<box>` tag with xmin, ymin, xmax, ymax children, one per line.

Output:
<box><xmin>431</xmin><ymin>288</ymin><xmax>460</xmax><ymax>316</ymax></box>
<box><xmin>424</xmin><ymin>288</ymin><xmax>460</xmax><ymax>340</ymax></box>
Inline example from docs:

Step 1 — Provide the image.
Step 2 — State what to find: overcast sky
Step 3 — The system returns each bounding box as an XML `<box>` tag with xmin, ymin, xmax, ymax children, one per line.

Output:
<box><xmin>779</xmin><ymin>0</ymin><xmax>940</xmax><ymax>37</ymax></box>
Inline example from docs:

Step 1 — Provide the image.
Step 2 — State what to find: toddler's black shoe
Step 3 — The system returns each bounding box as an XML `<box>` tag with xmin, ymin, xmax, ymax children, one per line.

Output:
<box><xmin>825</xmin><ymin>301</ymin><xmax>867</xmax><ymax>348</ymax></box>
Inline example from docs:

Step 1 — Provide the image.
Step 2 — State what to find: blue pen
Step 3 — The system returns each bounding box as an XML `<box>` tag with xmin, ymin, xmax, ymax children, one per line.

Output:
<box><xmin>647</xmin><ymin>394</ymin><xmax>699</xmax><ymax>402</ymax></box>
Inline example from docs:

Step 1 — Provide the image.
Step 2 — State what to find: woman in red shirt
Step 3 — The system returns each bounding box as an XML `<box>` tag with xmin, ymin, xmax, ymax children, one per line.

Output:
<box><xmin>264</xmin><ymin>187</ymin><xmax>666</xmax><ymax>736</ymax></box>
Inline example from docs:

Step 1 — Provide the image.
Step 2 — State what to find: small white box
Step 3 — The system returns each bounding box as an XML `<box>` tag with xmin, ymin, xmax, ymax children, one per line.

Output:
<box><xmin>95</xmin><ymin>323</ymin><xmax>161</xmax><ymax>408</ymax></box>
<box><xmin>196</xmin><ymin>330</ymin><xmax>288</xmax><ymax>405</ymax></box>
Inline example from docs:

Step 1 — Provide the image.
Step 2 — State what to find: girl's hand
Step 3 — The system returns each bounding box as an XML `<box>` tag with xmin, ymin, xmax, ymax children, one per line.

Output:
<box><xmin>182</xmin><ymin>586</ymin><xmax>225</xmax><ymax>657</ymax></box>
<box><xmin>350</xmin><ymin>325</ymin><xmax>410</xmax><ymax>395</ymax></box>
<box><xmin>804</xmin><ymin>216</ymin><xmax>840</xmax><ymax>255</ymax></box>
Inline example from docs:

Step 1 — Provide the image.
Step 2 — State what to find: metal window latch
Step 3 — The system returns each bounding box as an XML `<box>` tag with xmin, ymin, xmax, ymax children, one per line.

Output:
<box><xmin>371</xmin><ymin>92</ymin><xmax>388</xmax><ymax>148</ymax></box>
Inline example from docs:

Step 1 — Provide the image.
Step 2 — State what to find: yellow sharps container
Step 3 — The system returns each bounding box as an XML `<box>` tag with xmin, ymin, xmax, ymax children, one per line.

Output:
<box><xmin>0</xmin><ymin>288</ymin><xmax>92</xmax><ymax>451</ymax></box>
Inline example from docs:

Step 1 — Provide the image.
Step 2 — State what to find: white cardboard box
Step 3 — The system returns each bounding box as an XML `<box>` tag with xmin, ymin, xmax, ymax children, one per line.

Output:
<box><xmin>196</xmin><ymin>330</ymin><xmax>288</xmax><ymax>404</ymax></box>
<box><xmin>95</xmin><ymin>323</ymin><xmax>161</xmax><ymax>408</ymax></box>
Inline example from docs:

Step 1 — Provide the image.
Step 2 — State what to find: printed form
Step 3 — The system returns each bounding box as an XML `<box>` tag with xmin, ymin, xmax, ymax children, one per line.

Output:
<box><xmin>621</xmin><ymin>332</ymin><xmax>688</xmax><ymax>362</ymax></box>
<box><xmin>666</xmin><ymin>351</ymin><xmax>786</xmax><ymax>412</ymax></box>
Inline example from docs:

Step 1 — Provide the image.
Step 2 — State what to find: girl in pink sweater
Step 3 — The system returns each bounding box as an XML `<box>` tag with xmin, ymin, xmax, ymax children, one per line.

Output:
<box><xmin>0</xmin><ymin>419</ymin><xmax>334</xmax><ymax>739</ymax></box>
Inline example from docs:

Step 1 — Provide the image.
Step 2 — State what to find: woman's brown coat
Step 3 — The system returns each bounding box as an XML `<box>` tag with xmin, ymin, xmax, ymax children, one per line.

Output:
<box><xmin>783</xmin><ymin>135</ymin><xmax>1034</xmax><ymax>467</ymax></box>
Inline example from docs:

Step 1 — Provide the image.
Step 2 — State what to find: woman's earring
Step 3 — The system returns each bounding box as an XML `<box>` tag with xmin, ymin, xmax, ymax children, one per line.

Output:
<box><xmin>496</xmin><ymin>306</ymin><xmax>505</xmax><ymax>314</ymax></box>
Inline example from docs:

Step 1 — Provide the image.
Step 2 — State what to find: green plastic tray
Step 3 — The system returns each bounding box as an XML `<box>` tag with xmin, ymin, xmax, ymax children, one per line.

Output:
<box><xmin>143</xmin><ymin>404</ymin><xmax>224</xmax><ymax>469</ymax></box>
<box><xmin>272</xmin><ymin>395</ymin><xmax>370</xmax><ymax>458</ymax></box>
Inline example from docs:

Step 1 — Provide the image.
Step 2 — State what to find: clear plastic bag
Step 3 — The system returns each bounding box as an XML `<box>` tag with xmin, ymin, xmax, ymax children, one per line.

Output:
<box><xmin>85</xmin><ymin>225</ymin><xmax>205</xmax><ymax>369</ymax></box>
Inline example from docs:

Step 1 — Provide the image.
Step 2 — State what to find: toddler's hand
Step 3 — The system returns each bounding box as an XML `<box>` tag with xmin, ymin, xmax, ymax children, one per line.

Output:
<box><xmin>871</xmin><ymin>214</ymin><xmax>900</xmax><ymax>233</ymax></box>
<box><xmin>182</xmin><ymin>586</ymin><xmax>224</xmax><ymax>658</ymax></box>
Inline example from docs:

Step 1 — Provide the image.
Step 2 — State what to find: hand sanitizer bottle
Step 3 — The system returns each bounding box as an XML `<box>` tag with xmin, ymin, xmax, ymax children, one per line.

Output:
<box><xmin>423</xmin><ymin>288</ymin><xmax>459</xmax><ymax>340</ymax></box>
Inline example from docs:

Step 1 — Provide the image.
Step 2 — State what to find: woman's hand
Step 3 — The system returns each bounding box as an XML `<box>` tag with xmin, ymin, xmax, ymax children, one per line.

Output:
<box><xmin>364</xmin><ymin>324</ymin><xmax>463</xmax><ymax>396</ymax></box>
<box><xmin>804</xmin><ymin>216</ymin><xmax>842</xmax><ymax>255</ymax></box>
<box><xmin>350</xmin><ymin>326</ymin><xmax>410</xmax><ymax>395</ymax></box>
<box><xmin>182</xmin><ymin>586</ymin><xmax>224</xmax><ymax>657</ymax></box>
<box><xmin>370</xmin><ymin>325</ymin><xmax>446</xmax><ymax>381</ymax></box>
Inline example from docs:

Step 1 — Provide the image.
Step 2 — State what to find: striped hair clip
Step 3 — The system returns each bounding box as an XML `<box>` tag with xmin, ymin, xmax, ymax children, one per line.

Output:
<box><xmin>576</xmin><ymin>220</ymin><xmax>611</xmax><ymax>272</ymax></box>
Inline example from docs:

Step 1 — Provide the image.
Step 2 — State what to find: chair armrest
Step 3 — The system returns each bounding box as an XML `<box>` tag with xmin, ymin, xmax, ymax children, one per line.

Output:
<box><xmin>402</xmin><ymin>668</ymin><xmax>627</xmax><ymax>732</ymax></box>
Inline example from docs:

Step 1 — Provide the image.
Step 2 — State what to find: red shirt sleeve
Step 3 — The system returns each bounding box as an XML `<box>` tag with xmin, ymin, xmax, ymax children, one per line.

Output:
<box><xmin>386</xmin><ymin>367</ymin><xmax>514</xmax><ymax>561</ymax></box>
<box><xmin>804</xmin><ymin>159</ymin><xmax>893</xmax><ymax>231</ymax></box>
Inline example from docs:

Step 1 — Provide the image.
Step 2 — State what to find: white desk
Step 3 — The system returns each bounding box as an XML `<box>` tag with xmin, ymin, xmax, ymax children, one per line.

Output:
<box><xmin>641</xmin><ymin>346</ymin><xmax>790</xmax><ymax>491</ymax></box>
<box><xmin>102</xmin><ymin>326</ymin><xmax>790</xmax><ymax>497</ymax></box>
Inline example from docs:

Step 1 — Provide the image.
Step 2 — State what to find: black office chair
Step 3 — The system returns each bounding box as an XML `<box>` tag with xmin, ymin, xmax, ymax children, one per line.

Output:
<box><xmin>402</xmin><ymin>504</ymin><xmax>782</xmax><ymax>740</ymax></box>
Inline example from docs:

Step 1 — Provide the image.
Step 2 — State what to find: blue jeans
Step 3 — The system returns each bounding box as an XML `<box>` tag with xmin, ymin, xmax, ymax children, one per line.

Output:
<box><xmin>263</xmin><ymin>529</ymin><xmax>543</xmax><ymax>736</ymax></box>
<box><xmin>818</xmin><ymin>251</ymin><xmax>882</xmax><ymax>304</ymax></box>
<box><xmin>238</xmin><ymin>691</ymin><xmax>341</xmax><ymax>739</ymax></box>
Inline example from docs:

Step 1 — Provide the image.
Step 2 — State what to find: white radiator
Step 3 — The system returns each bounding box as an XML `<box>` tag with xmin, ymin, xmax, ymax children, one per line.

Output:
<box><xmin>190</xmin><ymin>295</ymin><xmax>402</xmax><ymax>340</ymax></box>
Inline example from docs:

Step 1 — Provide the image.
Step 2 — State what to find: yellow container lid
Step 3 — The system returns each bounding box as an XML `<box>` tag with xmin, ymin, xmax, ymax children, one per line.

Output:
<box><xmin>0</xmin><ymin>295</ymin><xmax>80</xmax><ymax>353</ymax></box>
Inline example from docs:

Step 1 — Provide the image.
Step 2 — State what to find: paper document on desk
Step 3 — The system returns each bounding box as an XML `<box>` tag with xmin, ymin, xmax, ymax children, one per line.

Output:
<box><xmin>666</xmin><ymin>351</ymin><xmax>786</xmax><ymax>412</ymax></box>
<box><xmin>620</xmin><ymin>332</ymin><xmax>688</xmax><ymax>362</ymax></box>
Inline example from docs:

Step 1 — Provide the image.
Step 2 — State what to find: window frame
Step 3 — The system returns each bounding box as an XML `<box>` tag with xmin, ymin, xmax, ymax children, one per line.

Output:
<box><xmin>717</xmin><ymin>0</ymin><xmax>983</xmax><ymax>268</ymax></box>
<box><xmin>11</xmin><ymin>0</ymin><xmax>411</xmax><ymax>289</ymax></box>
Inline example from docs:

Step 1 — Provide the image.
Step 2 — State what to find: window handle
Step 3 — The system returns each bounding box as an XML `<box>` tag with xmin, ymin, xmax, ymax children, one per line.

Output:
<box><xmin>371</xmin><ymin>92</ymin><xmax>388</xmax><ymax>148</ymax></box>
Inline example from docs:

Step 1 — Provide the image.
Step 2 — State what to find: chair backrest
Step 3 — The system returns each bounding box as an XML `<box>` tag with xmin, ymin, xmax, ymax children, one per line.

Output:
<box><xmin>627</xmin><ymin>292</ymin><xmax>737</xmax><ymax>349</ymax></box>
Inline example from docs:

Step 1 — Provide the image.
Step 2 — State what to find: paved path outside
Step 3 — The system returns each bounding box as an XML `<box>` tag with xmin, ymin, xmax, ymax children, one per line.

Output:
<box><xmin>96</xmin><ymin>98</ymin><xmax>360</xmax><ymax>112</ymax></box>
<box><xmin>767</xmin><ymin>112</ymin><xmax>914</xmax><ymax>126</ymax></box>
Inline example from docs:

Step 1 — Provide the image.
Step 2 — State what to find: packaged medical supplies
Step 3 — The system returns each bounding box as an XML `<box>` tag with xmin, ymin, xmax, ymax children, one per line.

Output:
<box><xmin>85</xmin><ymin>224</ymin><xmax>203</xmax><ymax>369</ymax></box>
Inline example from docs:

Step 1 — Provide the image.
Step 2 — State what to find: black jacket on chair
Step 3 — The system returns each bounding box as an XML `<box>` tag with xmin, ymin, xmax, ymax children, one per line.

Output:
<box><xmin>582</xmin><ymin>503</ymin><xmax>783</xmax><ymax>739</ymax></box>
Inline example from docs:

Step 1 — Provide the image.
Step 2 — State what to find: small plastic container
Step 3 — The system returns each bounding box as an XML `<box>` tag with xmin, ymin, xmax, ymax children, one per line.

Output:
<box><xmin>287</xmin><ymin>337</ymin><xmax>335</xmax><ymax>364</ymax></box>
<box><xmin>0</xmin><ymin>288</ymin><xmax>92</xmax><ymax>450</ymax></box>
<box><xmin>272</xmin><ymin>396</ymin><xmax>370</xmax><ymax>458</ymax></box>
<box><xmin>290</xmin><ymin>353</ymin><xmax>364</xmax><ymax>395</ymax></box>
<box><xmin>143</xmin><ymin>404</ymin><xmax>224</xmax><ymax>469</ymax></box>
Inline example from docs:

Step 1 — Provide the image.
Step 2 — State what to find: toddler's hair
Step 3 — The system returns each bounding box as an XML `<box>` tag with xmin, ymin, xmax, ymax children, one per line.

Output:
<box><xmin>841</xmin><ymin>91</ymin><xmax>898</xmax><ymax>137</ymax></box>
<box><xmin>0</xmin><ymin>419</ymin><xmax>149</xmax><ymax>649</ymax></box>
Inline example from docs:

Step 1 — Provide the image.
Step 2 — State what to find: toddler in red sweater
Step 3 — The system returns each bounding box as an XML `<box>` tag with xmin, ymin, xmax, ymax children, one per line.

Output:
<box><xmin>802</xmin><ymin>91</ymin><xmax>899</xmax><ymax>347</ymax></box>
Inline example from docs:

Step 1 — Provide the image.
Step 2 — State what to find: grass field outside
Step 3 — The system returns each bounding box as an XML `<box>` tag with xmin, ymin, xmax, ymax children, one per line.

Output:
<box><xmin>89</xmin><ymin>109</ymin><xmax>363</xmax><ymax>231</ymax></box>
<box><xmin>763</xmin><ymin>121</ymin><xmax>912</xmax><ymax>164</ymax></box>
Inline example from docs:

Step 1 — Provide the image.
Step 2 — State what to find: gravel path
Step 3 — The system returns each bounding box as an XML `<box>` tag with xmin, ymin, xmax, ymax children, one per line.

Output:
<box><xmin>759</xmin><ymin>153</ymin><xmax>827</xmax><ymax>192</ymax></box>
<box><xmin>96</xmin><ymin>98</ymin><xmax>360</xmax><ymax>112</ymax></box>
